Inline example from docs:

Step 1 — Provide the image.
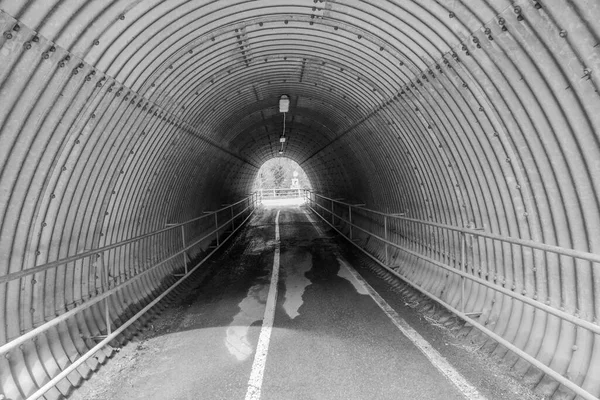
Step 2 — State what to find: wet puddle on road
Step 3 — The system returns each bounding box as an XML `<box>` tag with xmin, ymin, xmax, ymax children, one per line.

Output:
<box><xmin>281</xmin><ymin>252</ymin><xmax>369</xmax><ymax>320</ymax></box>
<box><xmin>282</xmin><ymin>252</ymin><xmax>312</xmax><ymax>319</ymax></box>
<box><xmin>225</xmin><ymin>254</ymin><xmax>368</xmax><ymax>361</ymax></box>
<box><xmin>336</xmin><ymin>258</ymin><xmax>369</xmax><ymax>295</ymax></box>
<box><xmin>224</xmin><ymin>250</ymin><xmax>313</xmax><ymax>362</ymax></box>
<box><xmin>225</xmin><ymin>281</ymin><xmax>269</xmax><ymax>361</ymax></box>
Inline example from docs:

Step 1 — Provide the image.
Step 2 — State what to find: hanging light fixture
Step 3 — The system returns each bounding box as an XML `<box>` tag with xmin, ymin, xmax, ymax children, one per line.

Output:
<box><xmin>278</xmin><ymin>95</ymin><xmax>289</xmax><ymax>155</ymax></box>
<box><xmin>279</xmin><ymin>95</ymin><xmax>290</xmax><ymax>113</ymax></box>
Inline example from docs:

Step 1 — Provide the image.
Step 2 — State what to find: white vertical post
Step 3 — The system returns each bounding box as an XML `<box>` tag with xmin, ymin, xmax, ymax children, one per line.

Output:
<box><xmin>384</xmin><ymin>216</ymin><xmax>389</xmax><ymax>265</ymax></box>
<box><xmin>215</xmin><ymin>213</ymin><xmax>220</xmax><ymax>246</ymax></box>
<box><xmin>105</xmin><ymin>298</ymin><xmax>111</xmax><ymax>335</ymax></box>
<box><xmin>349</xmin><ymin>205</ymin><xmax>353</xmax><ymax>240</ymax></box>
<box><xmin>460</xmin><ymin>232</ymin><xmax>466</xmax><ymax>313</ymax></box>
<box><xmin>99</xmin><ymin>254</ymin><xmax>111</xmax><ymax>335</ymax></box>
<box><xmin>181</xmin><ymin>225</ymin><xmax>188</xmax><ymax>275</ymax></box>
<box><xmin>331</xmin><ymin>199</ymin><xmax>335</xmax><ymax>225</ymax></box>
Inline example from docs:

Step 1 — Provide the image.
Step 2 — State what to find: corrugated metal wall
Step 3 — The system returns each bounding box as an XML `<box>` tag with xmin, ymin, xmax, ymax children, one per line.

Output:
<box><xmin>0</xmin><ymin>1</ymin><xmax>598</xmax><ymax>399</ymax></box>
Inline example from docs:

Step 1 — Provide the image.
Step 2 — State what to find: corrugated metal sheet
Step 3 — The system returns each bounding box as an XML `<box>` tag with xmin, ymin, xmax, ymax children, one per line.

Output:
<box><xmin>0</xmin><ymin>1</ymin><xmax>599</xmax><ymax>398</ymax></box>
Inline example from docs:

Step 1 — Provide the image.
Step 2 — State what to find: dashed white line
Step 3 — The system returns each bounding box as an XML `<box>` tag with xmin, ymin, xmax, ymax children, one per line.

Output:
<box><xmin>302</xmin><ymin>208</ymin><xmax>486</xmax><ymax>400</ymax></box>
<box><xmin>244</xmin><ymin>210</ymin><xmax>281</xmax><ymax>400</ymax></box>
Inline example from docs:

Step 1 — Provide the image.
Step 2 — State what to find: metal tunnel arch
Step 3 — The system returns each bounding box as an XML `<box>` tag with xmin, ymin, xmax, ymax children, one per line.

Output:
<box><xmin>0</xmin><ymin>0</ymin><xmax>599</xmax><ymax>399</ymax></box>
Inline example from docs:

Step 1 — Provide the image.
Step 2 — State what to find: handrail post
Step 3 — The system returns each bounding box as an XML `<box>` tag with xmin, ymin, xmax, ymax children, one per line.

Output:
<box><xmin>384</xmin><ymin>216</ymin><xmax>389</xmax><ymax>266</ymax></box>
<box><xmin>105</xmin><ymin>296</ymin><xmax>111</xmax><ymax>335</ymax></box>
<box><xmin>181</xmin><ymin>225</ymin><xmax>188</xmax><ymax>275</ymax></box>
<box><xmin>460</xmin><ymin>232</ymin><xmax>466</xmax><ymax>313</ymax></box>
<box><xmin>101</xmin><ymin>253</ymin><xmax>109</xmax><ymax>292</ymax></box>
<box><xmin>349</xmin><ymin>205</ymin><xmax>353</xmax><ymax>240</ymax></box>
<box><xmin>215</xmin><ymin>213</ymin><xmax>220</xmax><ymax>246</ymax></box>
<box><xmin>331</xmin><ymin>199</ymin><xmax>335</xmax><ymax>225</ymax></box>
<box><xmin>99</xmin><ymin>254</ymin><xmax>111</xmax><ymax>335</ymax></box>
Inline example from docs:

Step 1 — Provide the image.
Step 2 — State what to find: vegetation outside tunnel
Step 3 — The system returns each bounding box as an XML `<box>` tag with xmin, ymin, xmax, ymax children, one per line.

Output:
<box><xmin>253</xmin><ymin>157</ymin><xmax>312</xmax><ymax>191</ymax></box>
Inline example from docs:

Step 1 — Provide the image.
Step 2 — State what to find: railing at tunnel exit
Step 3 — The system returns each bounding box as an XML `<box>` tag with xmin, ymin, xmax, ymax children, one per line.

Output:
<box><xmin>0</xmin><ymin>193</ymin><xmax>259</xmax><ymax>400</ymax></box>
<box><xmin>258</xmin><ymin>188</ymin><xmax>306</xmax><ymax>206</ymax></box>
<box><xmin>304</xmin><ymin>190</ymin><xmax>600</xmax><ymax>400</ymax></box>
<box><xmin>258</xmin><ymin>188</ymin><xmax>304</xmax><ymax>199</ymax></box>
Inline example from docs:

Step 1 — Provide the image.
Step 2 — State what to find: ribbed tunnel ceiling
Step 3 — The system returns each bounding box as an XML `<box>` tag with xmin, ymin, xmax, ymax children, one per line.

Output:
<box><xmin>1</xmin><ymin>0</ymin><xmax>600</xmax><ymax>399</ymax></box>
<box><xmin>3</xmin><ymin>0</ymin><xmax>598</xmax><ymax>225</ymax></box>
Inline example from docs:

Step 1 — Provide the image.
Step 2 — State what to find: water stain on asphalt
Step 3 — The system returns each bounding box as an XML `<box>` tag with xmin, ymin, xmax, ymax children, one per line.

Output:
<box><xmin>336</xmin><ymin>258</ymin><xmax>368</xmax><ymax>295</ymax></box>
<box><xmin>282</xmin><ymin>251</ymin><xmax>313</xmax><ymax>319</ymax></box>
<box><xmin>225</xmin><ymin>279</ymin><xmax>269</xmax><ymax>361</ymax></box>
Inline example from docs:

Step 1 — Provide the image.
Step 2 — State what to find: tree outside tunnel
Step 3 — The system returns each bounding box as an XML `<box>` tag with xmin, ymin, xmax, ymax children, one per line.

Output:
<box><xmin>253</xmin><ymin>157</ymin><xmax>312</xmax><ymax>191</ymax></box>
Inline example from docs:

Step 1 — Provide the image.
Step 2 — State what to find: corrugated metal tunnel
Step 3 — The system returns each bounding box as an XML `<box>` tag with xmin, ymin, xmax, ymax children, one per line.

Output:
<box><xmin>0</xmin><ymin>1</ymin><xmax>599</xmax><ymax>399</ymax></box>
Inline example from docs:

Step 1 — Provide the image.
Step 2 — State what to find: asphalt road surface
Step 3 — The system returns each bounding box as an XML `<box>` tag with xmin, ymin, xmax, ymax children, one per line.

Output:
<box><xmin>72</xmin><ymin>206</ymin><xmax>540</xmax><ymax>400</ymax></box>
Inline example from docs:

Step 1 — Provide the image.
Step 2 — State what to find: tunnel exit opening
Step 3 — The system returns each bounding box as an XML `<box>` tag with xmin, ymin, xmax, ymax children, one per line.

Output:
<box><xmin>253</xmin><ymin>157</ymin><xmax>312</xmax><ymax>206</ymax></box>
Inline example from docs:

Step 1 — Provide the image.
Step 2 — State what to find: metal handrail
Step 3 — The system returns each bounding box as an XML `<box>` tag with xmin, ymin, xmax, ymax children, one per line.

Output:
<box><xmin>259</xmin><ymin>188</ymin><xmax>305</xmax><ymax>197</ymax></box>
<box><xmin>0</xmin><ymin>193</ymin><xmax>258</xmax><ymax>284</ymax></box>
<box><xmin>306</xmin><ymin>190</ymin><xmax>600</xmax><ymax>331</ymax></box>
<box><xmin>25</xmin><ymin>203</ymin><xmax>256</xmax><ymax>400</ymax></box>
<box><xmin>0</xmin><ymin>199</ymin><xmax>255</xmax><ymax>356</ymax></box>
<box><xmin>313</xmin><ymin>199</ymin><xmax>600</xmax><ymax>334</ymax></box>
<box><xmin>307</xmin><ymin>190</ymin><xmax>600</xmax><ymax>264</ymax></box>
<box><xmin>2</xmin><ymin>193</ymin><xmax>257</xmax><ymax>399</ymax></box>
<box><xmin>304</xmin><ymin>190</ymin><xmax>599</xmax><ymax>400</ymax></box>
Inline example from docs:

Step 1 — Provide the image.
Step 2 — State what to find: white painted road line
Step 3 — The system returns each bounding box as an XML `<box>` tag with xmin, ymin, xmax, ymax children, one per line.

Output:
<box><xmin>302</xmin><ymin>208</ymin><xmax>487</xmax><ymax>400</ymax></box>
<box><xmin>245</xmin><ymin>210</ymin><xmax>281</xmax><ymax>400</ymax></box>
<box><xmin>302</xmin><ymin>209</ymin><xmax>324</xmax><ymax>236</ymax></box>
<box><xmin>340</xmin><ymin>260</ymin><xmax>487</xmax><ymax>400</ymax></box>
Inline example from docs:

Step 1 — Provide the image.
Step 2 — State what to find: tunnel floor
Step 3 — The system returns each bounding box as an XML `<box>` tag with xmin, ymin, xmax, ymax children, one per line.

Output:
<box><xmin>71</xmin><ymin>206</ymin><xmax>542</xmax><ymax>400</ymax></box>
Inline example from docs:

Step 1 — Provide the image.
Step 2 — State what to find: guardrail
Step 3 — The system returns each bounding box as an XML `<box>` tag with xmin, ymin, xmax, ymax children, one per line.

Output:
<box><xmin>259</xmin><ymin>188</ymin><xmax>304</xmax><ymax>199</ymax></box>
<box><xmin>1</xmin><ymin>192</ymin><xmax>259</xmax><ymax>399</ymax></box>
<box><xmin>304</xmin><ymin>190</ymin><xmax>600</xmax><ymax>400</ymax></box>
